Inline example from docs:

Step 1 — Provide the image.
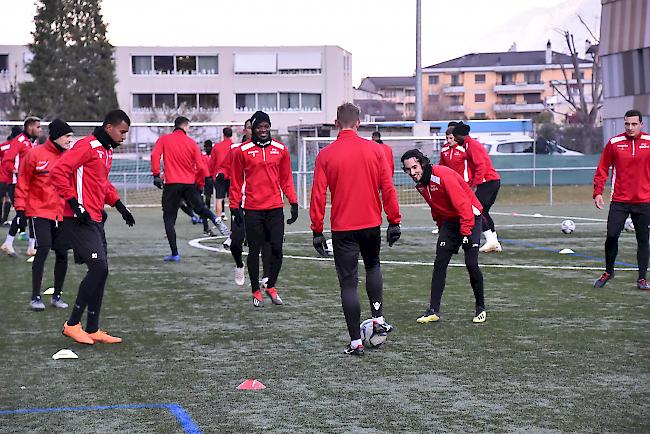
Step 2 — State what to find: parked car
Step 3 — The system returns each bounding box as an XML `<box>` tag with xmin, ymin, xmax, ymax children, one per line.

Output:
<box><xmin>482</xmin><ymin>137</ymin><xmax>583</xmax><ymax>155</ymax></box>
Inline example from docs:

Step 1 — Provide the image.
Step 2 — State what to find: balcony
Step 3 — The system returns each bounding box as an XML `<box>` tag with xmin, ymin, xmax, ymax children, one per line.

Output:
<box><xmin>443</xmin><ymin>85</ymin><xmax>465</xmax><ymax>94</ymax></box>
<box><xmin>493</xmin><ymin>103</ymin><xmax>545</xmax><ymax>113</ymax></box>
<box><xmin>493</xmin><ymin>82</ymin><xmax>546</xmax><ymax>93</ymax></box>
<box><xmin>447</xmin><ymin>105</ymin><xmax>465</xmax><ymax>112</ymax></box>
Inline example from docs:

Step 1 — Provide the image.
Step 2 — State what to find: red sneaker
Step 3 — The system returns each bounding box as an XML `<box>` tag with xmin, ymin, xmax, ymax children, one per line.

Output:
<box><xmin>265</xmin><ymin>287</ymin><xmax>283</xmax><ymax>305</ymax></box>
<box><xmin>637</xmin><ymin>279</ymin><xmax>650</xmax><ymax>290</ymax></box>
<box><xmin>252</xmin><ymin>289</ymin><xmax>264</xmax><ymax>307</ymax></box>
<box><xmin>87</xmin><ymin>329</ymin><xmax>122</xmax><ymax>344</ymax></box>
<box><xmin>594</xmin><ymin>271</ymin><xmax>614</xmax><ymax>288</ymax></box>
<box><xmin>62</xmin><ymin>322</ymin><xmax>94</xmax><ymax>345</ymax></box>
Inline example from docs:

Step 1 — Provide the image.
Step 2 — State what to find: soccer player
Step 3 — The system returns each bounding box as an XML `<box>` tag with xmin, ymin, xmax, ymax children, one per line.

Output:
<box><xmin>50</xmin><ymin>110</ymin><xmax>136</xmax><ymax>345</ymax></box>
<box><xmin>151</xmin><ymin>116</ymin><xmax>229</xmax><ymax>262</ymax></box>
<box><xmin>453</xmin><ymin>122</ymin><xmax>502</xmax><ymax>253</ymax></box>
<box><xmin>15</xmin><ymin>119</ymin><xmax>74</xmax><ymax>311</ymax></box>
<box><xmin>0</xmin><ymin>126</ymin><xmax>22</xmax><ymax>226</ymax></box>
<box><xmin>401</xmin><ymin>149</ymin><xmax>486</xmax><ymax>324</ymax></box>
<box><xmin>593</xmin><ymin>109</ymin><xmax>650</xmax><ymax>290</ymax></box>
<box><xmin>372</xmin><ymin>131</ymin><xmax>394</xmax><ymax>178</ymax></box>
<box><xmin>209</xmin><ymin>127</ymin><xmax>234</xmax><ymax>221</ymax></box>
<box><xmin>310</xmin><ymin>103</ymin><xmax>401</xmax><ymax>356</ymax></box>
<box><xmin>229</xmin><ymin>111</ymin><xmax>298</xmax><ymax>307</ymax></box>
<box><xmin>201</xmin><ymin>139</ymin><xmax>215</xmax><ymax>236</ymax></box>
<box><xmin>440</xmin><ymin>125</ymin><xmax>471</xmax><ymax>184</ymax></box>
<box><xmin>0</xmin><ymin>117</ymin><xmax>42</xmax><ymax>257</ymax></box>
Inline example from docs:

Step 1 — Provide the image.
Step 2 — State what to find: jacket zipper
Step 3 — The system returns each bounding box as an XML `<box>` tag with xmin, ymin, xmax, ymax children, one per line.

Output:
<box><xmin>632</xmin><ymin>139</ymin><xmax>635</xmax><ymax>156</ymax></box>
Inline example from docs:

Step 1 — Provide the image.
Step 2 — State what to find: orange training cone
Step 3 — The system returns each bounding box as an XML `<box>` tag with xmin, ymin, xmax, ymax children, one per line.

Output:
<box><xmin>237</xmin><ymin>379</ymin><xmax>266</xmax><ymax>390</ymax></box>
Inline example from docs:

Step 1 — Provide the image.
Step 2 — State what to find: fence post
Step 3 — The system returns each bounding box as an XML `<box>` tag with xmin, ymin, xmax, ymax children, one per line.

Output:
<box><xmin>302</xmin><ymin>137</ymin><xmax>308</xmax><ymax>209</ymax></box>
<box><xmin>549</xmin><ymin>168</ymin><xmax>553</xmax><ymax>206</ymax></box>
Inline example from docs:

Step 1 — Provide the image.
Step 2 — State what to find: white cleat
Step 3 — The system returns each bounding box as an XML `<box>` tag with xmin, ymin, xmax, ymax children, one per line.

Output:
<box><xmin>234</xmin><ymin>267</ymin><xmax>245</xmax><ymax>286</ymax></box>
<box><xmin>479</xmin><ymin>241</ymin><xmax>502</xmax><ymax>253</ymax></box>
<box><xmin>1</xmin><ymin>243</ymin><xmax>16</xmax><ymax>257</ymax></box>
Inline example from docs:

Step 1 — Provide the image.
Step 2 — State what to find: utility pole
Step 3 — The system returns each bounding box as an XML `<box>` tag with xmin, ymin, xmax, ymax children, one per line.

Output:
<box><xmin>413</xmin><ymin>0</ymin><xmax>429</xmax><ymax>137</ymax></box>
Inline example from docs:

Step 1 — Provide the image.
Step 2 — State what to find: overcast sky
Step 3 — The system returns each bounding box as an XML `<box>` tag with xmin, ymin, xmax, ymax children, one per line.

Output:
<box><xmin>3</xmin><ymin>0</ymin><xmax>601</xmax><ymax>84</ymax></box>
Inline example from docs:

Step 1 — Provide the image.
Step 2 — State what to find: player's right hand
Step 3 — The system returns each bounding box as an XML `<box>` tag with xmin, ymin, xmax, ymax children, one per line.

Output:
<box><xmin>313</xmin><ymin>232</ymin><xmax>327</xmax><ymax>256</ymax></box>
<box><xmin>387</xmin><ymin>223</ymin><xmax>401</xmax><ymax>247</ymax></box>
<box><xmin>230</xmin><ymin>207</ymin><xmax>243</xmax><ymax>224</ymax></box>
<box><xmin>594</xmin><ymin>194</ymin><xmax>604</xmax><ymax>209</ymax></box>
<box><xmin>68</xmin><ymin>197</ymin><xmax>91</xmax><ymax>224</ymax></box>
<box><xmin>153</xmin><ymin>175</ymin><xmax>163</xmax><ymax>190</ymax></box>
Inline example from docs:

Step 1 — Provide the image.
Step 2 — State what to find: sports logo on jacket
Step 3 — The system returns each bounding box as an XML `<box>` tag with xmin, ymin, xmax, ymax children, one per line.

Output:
<box><xmin>35</xmin><ymin>161</ymin><xmax>49</xmax><ymax>171</ymax></box>
<box><xmin>270</xmin><ymin>148</ymin><xmax>280</xmax><ymax>155</ymax></box>
<box><xmin>96</xmin><ymin>149</ymin><xmax>105</xmax><ymax>159</ymax></box>
<box><xmin>248</xmin><ymin>150</ymin><xmax>259</xmax><ymax>157</ymax></box>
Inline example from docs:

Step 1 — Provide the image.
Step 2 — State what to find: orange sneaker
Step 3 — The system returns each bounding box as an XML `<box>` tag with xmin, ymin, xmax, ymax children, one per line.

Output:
<box><xmin>252</xmin><ymin>289</ymin><xmax>264</xmax><ymax>307</ymax></box>
<box><xmin>265</xmin><ymin>287</ymin><xmax>283</xmax><ymax>305</ymax></box>
<box><xmin>62</xmin><ymin>322</ymin><xmax>94</xmax><ymax>345</ymax></box>
<box><xmin>87</xmin><ymin>330</ymin><xmax>122</xmax><ymax>344</ymax></box>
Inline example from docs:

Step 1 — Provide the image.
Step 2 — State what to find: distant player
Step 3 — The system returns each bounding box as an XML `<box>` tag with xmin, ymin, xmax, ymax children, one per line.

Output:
<box><xmin>210</xmin><ymin>127</ymin><xmax>234</xmax><ymax>221</ymax></box>
<box><xmin>0</xmin><ymin>126</ymin><xmax>22</xmax><ymax>226</ymax></box>
<box><xmin>229</xmin><ymin>111</ymin><xmax>298</xmax><ymax>306</ymax></box>
<box><xmin>0</xmin><ymin>117</ymin><xmax>42</xmax><ymax>256</ymax></box>
<box><xmin>372</xmin><ymin>131</ymin><xmax>394</xmax><ymax>178</ymax></box>
<box><xmin>50</xmin><ymin>110</ymin><xmax>136</xmax><ymax>345</ymax></box>
<box><xmin>453</xmin><ymin>122</ymin><xmax>502</xmax><ymax>253</ymax></box>
<box><xmin>15</xmin><ymin>119</ymin><xmax>74</xmax><ymax>311</ymax></box>
<box><xmin>401</xmin><ymin>149</ymin><xmax>486</xmax><ymax>324</ymax></box>
<box><xmin>593</xmin><ymin>109</ymin><xmax>650</xmax><ymax>290</ymax></box>
<box><xmin>310</xmin><ymin>103</ymin><xmax>401</xmax><ymax>356</ymax></box>
<box><xmin>440</xmin><ymin>125</ymin><xmax>471</xmax><ymax>183</ymax></box>
<box><xmin>201</xmin><ymin>139</ymin><xmax>215</xmax><ymax>236</ymax></box>
<box><xmin>151</xmin><ymin>116</ymin><xmax>229</xmax><ymax>262</ymax></box>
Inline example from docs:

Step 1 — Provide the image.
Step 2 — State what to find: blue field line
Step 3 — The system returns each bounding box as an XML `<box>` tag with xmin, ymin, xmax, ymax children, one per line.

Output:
<box><xmin>500</xmin><ymin>238</ymin><xmax>637</xmax><ymax>267</ymax></box>
<box><xmin>0</xmin><ymin>403</ymin><xmax>202</xmax><ymax>433</ymax></box>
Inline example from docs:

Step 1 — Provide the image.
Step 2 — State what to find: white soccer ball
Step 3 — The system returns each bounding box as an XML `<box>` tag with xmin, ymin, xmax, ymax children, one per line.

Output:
<box><xmin>359</xmin><ymin>318</ymin><xmax>388</xmax><ymax>348</ymax></box>
<box><xmin>561</xmin><ymin>219</ymin><xmax>576</xmax><ymax>234</ymax></box>
<box><xmin>624</xmin><ymin>217</ymin><xmax>635</xmax><ymax>232</ymax></box>
<box><xmin>325</xmin><ymin>238</ymin><xmax>333</xmax><ymax>255</ymax></box>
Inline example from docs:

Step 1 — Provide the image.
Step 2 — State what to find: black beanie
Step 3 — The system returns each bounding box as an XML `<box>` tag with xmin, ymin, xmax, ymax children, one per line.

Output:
<box><xmin>49</xmin><ymin>119</ymin><xmax>73</xmax><ymax>141</ymax></box>
<box><xmin>453</xmin><ymin>122</ymin><xmax>470</xmax><ymax>136</ymax></box>
<box><xmin>250</xmin><ymin>111</ymin><xmax>271</xmax><ymax>129</ymax></box>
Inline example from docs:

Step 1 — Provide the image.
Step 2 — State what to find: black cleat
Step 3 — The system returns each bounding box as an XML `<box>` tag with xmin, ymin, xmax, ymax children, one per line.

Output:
<box><xmin>344</xmin><ymin>343</ymin><xmax>365</xmax><ymax>356</ymax></box>
<box><xmin>594</xmin><ymin>271</ymin><xmax>614</xmax><ymax>288</ymax></box>
<box><xmin>373</xmin><ymin>321</ymin><xmax>393</xmax><ymax>335</ymax></box>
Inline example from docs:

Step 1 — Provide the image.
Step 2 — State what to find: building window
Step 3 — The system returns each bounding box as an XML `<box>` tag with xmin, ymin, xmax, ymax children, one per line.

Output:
<box><xmin>197</xmin><ymin>56</ymin><xmax>218</xmax><ymax>74</ymax></box>
<box><xmin>501</xmin><ymin>72</ymin><xmax>516</xmax><ymax>85</ymax></box>
<box><xmin>279</xmin><ymin>92</ymin><xmax>300</xmax><ymax>111</ymax></box>
<box><xmin>236</xmin><ymin>93</ymin><xmax>256</xmax><ymax>111</ymax></box>
<box><xmin>450</xmin><ymin>74</ymin><xmax>461</xmax><ymax>86</ymax></box>
<box><xmin>132</xmin><ymin>93</ymin><xmax>153</xmax><ymax>109</ymax></box>
<box><xmin>153</xmin><ymin>56</ymin><xmax>174</xmax><ymax>74</ymax></box>
<box><xmin>177</xmin><ymin>93</ymin><xmax>197</xmax><ymax>108</ymax></box>
<box><xmin>524</xmin><ymin>93</ymin><xmax>541</xmax><ymax>104</ymax></box>
<box><xmin>0</xmin><ymin>54</ymin><xmax>8</xmax><ymax>73</ymax></box>
<box><xmin>0</xmin><ymin>92</ymin><xmax>12</xmax><ymax>111</ymax></box>
<box><xmin>571</xmin><ymin>71</ymin><xmax>585</xmax><ymax>80</ymax></box>
<box><xmin>176</xmin><ymin>56</ymin><xmax>197</xmax><ymax>75</ymax></box>
<box><xmin>301</xmin><ymin>93</ymin><xmax>321</xmax><ymax>111</ymax></box>
<box><xmin>472</xmin><ymin>112</ymin><xmax>487</xmax><ymax>120</ymax></box>
<box><xmin>500</xmin><ymin>94</ymin><xmax>516</xmax><ymax>104</ymax></box>
<box><xmin>474</xmin><ymin>74</ymin><xmax>486</xmax><ymax>84</ymax></box>
<box><xmin>132</xmin><ymin>56</ymin><xmax>152</xmax><ymax>74</ymax></box>
<box><xmin>525</xmin><ymin>71</ymin><xmax>541</xmax><ymax>84</ymax></box>
<box><xmin>428</xmin><ymin>94</ymin><xmax>439</xmax><ymax>102</ymax></box>
<box><xmin>198</xmin><ymin>94</ymin><xmax>219</xmax><ymax>110</ymax></box>
<box><xmin>449</xmin><ymin>95</ymin><xmax>462</xmax><ymax>105</ymax></box>
<box><xmin>474</xmin><ymin>93</ymin><xmax>486</xmax><ymax>103</ymax></box>
<box><xmin>258</xmin><ymin>93</ymin><xmax>278</xmax><ymax>111</ymax></box>
<box><xmin>428</xmin><ymin>75</ymin><xmax>439</xmax><ymax>85</ymax></box>
<box><xmin>154</xmin><ymin>93</ymin><xmax>175</xmax><ymax>108</ymax></box>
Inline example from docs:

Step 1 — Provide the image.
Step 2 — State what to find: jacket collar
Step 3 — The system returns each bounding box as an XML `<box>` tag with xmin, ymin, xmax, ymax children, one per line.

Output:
<box><xmin>92</xmin><ymin>126</ymin><xmax>116</xmax><ymax>150</ymax></box>
<box><xmin>44</xmin><ymin>138</ymin><xmax>65</xmax><ymax>154</ymax></box>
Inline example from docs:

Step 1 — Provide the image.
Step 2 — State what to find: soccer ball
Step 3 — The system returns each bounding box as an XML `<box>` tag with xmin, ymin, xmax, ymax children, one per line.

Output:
<box><xmin>624</xmin><ymin>217</ymin><xmax>635</xmax><ymax>232</ymax></box>
<box><xmin>561</xmin><ymin>220</ymin><xmax>576</xmax><ymax>234</ymax></box>
<box><xmin>325</xmin><ymin>239</ymin><xmax>333</xmax><ymax>255</ymax></box>
<box><xmin>360</xmin><ymin>318</ymin><xmax>388</xmax><ymax>348</ymax></box>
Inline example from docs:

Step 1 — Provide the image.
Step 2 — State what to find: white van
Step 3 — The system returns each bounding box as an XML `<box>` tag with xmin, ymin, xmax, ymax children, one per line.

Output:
<box><xmin>481</xmin><ymin>137</ymin><xmax>583</xmax><ymax>156</ymax></box>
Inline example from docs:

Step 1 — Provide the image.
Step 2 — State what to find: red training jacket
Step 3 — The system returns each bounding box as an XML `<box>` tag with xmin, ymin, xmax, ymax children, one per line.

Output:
<box><xmin>310</xmin><ymin>130</ymin><xmax>401</xmax><ymax>233</ymax></box>
<box><xmin>0</xmin><ymin>140</ymin><xmax>10</xmax><ymax>167</ymax></box>
<box><xmin>0</xmin><ymin>133</ymin><xmax>34</xmax><ymax>184</ymax></box>
<box><xmin>14</xmin><ymin>139</ymin><xmax>66</xmax><ymax>220</ymax></box>
<box><xmin>463</xmin><ymin>136</ymin><xmax>500</xmax><ymax>187</ymax></box>
<box><xmin>208</xmin><ymin>137</ymin><xmax>233</xmax><ymax>177</ymax></box>
<box><xmin>440</xmin><ymin>142</ymin><xmax>472</xmax><ymax>184</ymax></box>
<box><xmin>218</xmin><ymin>141</ymin><xmax>245</xmax><ymax>181</ymax></box>
<box><xmin>50</xmin><ymin>134</ymin><xmax>121</xmax><ymax>223</ymax></box>
<box><xmin>415</xmin><ymin>165</ymin><xmax>483</xmax><ymax>236</ymax></box>
<box><xmin>379</xmin><ymin>142</ymin><xmax>394</xmax><ymax>178</ymax></box>
<box><xmin>593</xmin><ymin>131</ymin><xmax>650</xmax><ymax>203</ymax></box>
<box><xmin>229</xmin><ymin>139</ymin><xmax>297</xmax><ymax>211</ymax></box>
<box><xmin>151</xmin><ymin>129</ymin><xmax>208</xmax><ymax>185</ymax></box>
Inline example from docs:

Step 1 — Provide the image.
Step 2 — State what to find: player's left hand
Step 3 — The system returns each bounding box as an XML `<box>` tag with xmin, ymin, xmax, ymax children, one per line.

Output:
<box><xmin>286</xmin><ymin>203</ymin><xmax>299</xmax><ymax>224</ymax></box>
<box><xmin>387</xmin><ymin>223</ymin><xmax>401</xmax><ymax>247</ymax></box>
<box><xmin>312</xmin><ymin>232</ymin><xmax>327</xmax><ymax>256</ymax></box>
<box><xmin>114</xmin><ymin>200</ymin><xmax>135</xmax><ymax>227</ymax></box>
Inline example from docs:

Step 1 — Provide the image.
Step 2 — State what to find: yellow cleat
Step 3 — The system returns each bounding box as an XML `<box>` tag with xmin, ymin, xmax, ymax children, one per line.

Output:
<box><xmin>416</xmin><ymin>309</ymin><xmax>440</xmax><ymax>323</ymax></box>
<box><xmin>472</xmin><ymin>309</ymin><xmax>487</xmax><ymax>324</ymax></box>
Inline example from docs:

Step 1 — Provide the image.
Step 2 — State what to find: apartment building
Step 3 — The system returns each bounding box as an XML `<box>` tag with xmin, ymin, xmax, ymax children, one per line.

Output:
<box><xmin>357</xmin><ymin>76</ymin><xmax>416</xmax><ymax>120</ymax></box>
<box><xmin>422</xmin><ymin>42</ymin><xmax>593</xmax><ymax>122</ymax></box>
<box><xmin>0</xmin><ymin>45</ymin><xmax>353</xmax><ymax>133</ymax></box>
<box><xmin>599</xmin><ymin>0</ymin><xmax>650</xmax><ymax>140</ymax></box>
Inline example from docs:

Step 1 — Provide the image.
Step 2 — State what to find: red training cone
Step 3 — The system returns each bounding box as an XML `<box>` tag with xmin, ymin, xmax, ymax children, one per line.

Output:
<box><xmin>237</xmin><ymin>379</ymin><xmax>266</xmax><ymax>390</ymax></box>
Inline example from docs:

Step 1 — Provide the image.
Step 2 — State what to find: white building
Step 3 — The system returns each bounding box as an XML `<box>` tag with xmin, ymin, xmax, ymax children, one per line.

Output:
<box><xmin>0</xmin><ymin>45</ymin><xmax>353</xmax><ymax>133</ymax></box>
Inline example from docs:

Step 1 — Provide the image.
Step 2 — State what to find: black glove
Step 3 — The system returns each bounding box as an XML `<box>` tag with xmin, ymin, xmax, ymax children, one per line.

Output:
<box><xmin>68</xmin><ymin>197</ymin><xmax>91</xmax><ymax>224</ymax></box>
<box><xmin>114</xmin><ymin>200</ymin><xmax>135</xmax><ymax>227</ymax></box>
<box><xmin>286</xmin><ymin>203</ymin><xmax>299</xmax><ymax>225</ymax></box>
<box><xmin>387</xmin><ymin>223</ymin><xmax>401</xmax><ymax>247</ymax></box>
<box><xmin>15</xmin><ymin>210</ymin><xmax>26</xmax><ymax>225</ymax></box>
<box><xmin>101</xmin><ymin>210</ymin><xmax>108</xmax><ymax>223</ymax></box>
<box><xmin>461</xmin><ymin>235</ymin><xmax>471</xmax><ymax>249</ymax></box>
<box><xmin>215</xmin><ymin>173</ymin><xmax>225</xmax><ymax>183</ymax></box>
<box><xmin>153</xmin><ymin>175</ymin><xmax>163</xmax><ymax>190</ymax></box>
<box><xmin>230</xmin><ymin>207</ymin><xmax>243</xmax><ymax>225</ymax></box>
<box><xmin>313</xmin><ymin>232</ymin><xmax>327</xmax><ymax>256</ymax></box>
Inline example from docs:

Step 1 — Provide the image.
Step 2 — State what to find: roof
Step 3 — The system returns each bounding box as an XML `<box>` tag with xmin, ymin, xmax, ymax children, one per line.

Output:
<box><xmin>359</xmin><ymin>76</ymin><xmax>416</xmax><ymax>88</ymax></box>
<box><xmin>425</xmin><ymin>51</ymin><xmax>591</xmax><ymax>69</ymax></box>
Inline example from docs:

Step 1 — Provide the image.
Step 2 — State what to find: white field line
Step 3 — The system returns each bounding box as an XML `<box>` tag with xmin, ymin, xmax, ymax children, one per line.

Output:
<box><xmin>491</xmin><ymin>211</ymin><xmax>607</xmax><ymax>222</ymax></box>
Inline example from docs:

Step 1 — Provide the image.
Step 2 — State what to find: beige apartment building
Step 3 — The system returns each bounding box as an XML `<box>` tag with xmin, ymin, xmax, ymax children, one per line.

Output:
<box><xmin>0</xmin><ymin>45</ymin><xmax>353</xmax><ymax>133</ymax></box>
<box><xmin>422</xmin><ymin>42</ymin><xmax>593</xmax><ymax>122</ymax></box>
<box><xmin>356</xmin><ymin>76</ymin><xmax>416</xmax><ymax>120</ymax></box>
